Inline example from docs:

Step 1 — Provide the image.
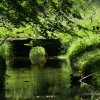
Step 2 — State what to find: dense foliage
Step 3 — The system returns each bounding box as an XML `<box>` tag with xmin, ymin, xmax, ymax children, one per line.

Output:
<box><xmin>0</xmin><ymin>0</ymin><xmax>100</xmax><ymax>93</ymax></box>
<box><xmin>29</xmin><ymin>46</ymin><xmax>46</xmax><ymax>65</ymax></box>
<box><xmin>0</xmin><ymin>0</ymin><xmax>99</xmax><ymax>38</ymax></box>
<box><xmin>0</xmin><ymin>1</ymin><xmax>100</xmax><ymax>99</ymax></box>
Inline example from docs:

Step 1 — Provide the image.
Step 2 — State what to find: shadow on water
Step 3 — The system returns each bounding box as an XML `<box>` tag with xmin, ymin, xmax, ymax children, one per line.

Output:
<box><xmin>11</xmin><ymin>57</ymin><xmax>31</xmax><ymax>68</ymax></box>
<box><xmin>0</xmin><ymin>56</ymin><xmax>6</xmax><ymax>100</ymax></box>
<box><xmin>5</xmin><ymin>57</ymin><xmax>100</xmax><ymax>100</ymax></box>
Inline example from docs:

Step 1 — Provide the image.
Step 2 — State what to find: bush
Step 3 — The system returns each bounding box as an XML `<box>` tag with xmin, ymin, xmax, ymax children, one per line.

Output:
<box><xmin>29</xmin><ymin>46</ymin><xmax>46</xmax><ymax>65</ymax></box>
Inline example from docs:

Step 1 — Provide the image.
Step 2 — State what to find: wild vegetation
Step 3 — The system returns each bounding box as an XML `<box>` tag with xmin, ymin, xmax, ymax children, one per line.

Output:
<box><xmin>29</xmin><ymin>46</ymin><xmax>46</xmax><ymax>65</ymax></box>
<box><xmin>0</xmin><ymin>0</ymin><xmax>99</xmax><ymax>38</ymax></box>
<box><xmin>0</xmin><ymin>41</ymin><xmax>11</xmax><ymax>60</ymax></box>
<box><xmin>0</xmin><ymin>0</ymin><xmax>100</xmax><ymax>99</ymax></box>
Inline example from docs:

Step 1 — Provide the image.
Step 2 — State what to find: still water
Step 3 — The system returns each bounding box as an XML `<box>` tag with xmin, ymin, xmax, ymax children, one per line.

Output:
<box><xmin>3</xmin><ymin>58</ymin><xmax>100</xmax><ymax>100</ymax></box>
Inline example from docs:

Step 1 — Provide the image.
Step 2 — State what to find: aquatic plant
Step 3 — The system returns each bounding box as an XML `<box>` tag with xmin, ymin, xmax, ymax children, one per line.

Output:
<box><xmin>29</xmin><ymin>46</ymin><xmax>46</xmax><ymax>65</ymax></box>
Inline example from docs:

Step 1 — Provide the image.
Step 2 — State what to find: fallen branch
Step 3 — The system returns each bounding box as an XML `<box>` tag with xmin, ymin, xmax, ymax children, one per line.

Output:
<box><xmin>79</xmin><ymin>73</ymin><xmax>94</xmax><ymax>83</ymax></box>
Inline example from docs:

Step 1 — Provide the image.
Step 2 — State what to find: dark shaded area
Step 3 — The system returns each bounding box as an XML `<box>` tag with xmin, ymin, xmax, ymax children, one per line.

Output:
<box><xmin>32</xmin><ymin>39</ymin><xmax>61</xmax><ymax>56</ymax></box>
<box><xmin>70</xmin><ymin>75</ymin><xmax>81</xmax><ymax>88</ymax></box>
<box><xmin>11</xmin><ymin>57</ymin><xmax>61</xmax><ymax>68</ymax></box>
<box><xmin>44</xmin><ymin>58</ymin><xmax>61</xmax><ymax>68</ymax></box>
<box><xmin>0</xmin><ymin>56</ymin><xmax>6</xmax><ymax>100</ymax></box>
<box><xmin>82</xmin><ymin>59</ymin><xmax>100</xmax><ymax>86</ymax></box>
<box><xmin>9</xmin><ymin>38</ymin><xmax>32</xmax><ymax>57</ymax></box>
<box><xmin>11</xmin><ymin>57</ymin><xmax>31</xmax><ymax>68</ymax></box>
<box><xmin>9</xmin><ymin>38</ymin><xmax>61</xmax><ymax>57</ymax></box>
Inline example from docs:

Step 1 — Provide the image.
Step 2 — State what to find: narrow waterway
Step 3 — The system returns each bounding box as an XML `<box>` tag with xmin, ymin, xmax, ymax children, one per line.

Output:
<box><xmin>2</xmin><ymin>57</ymin><xmax>100</xmax><ymax>100</ymax></box>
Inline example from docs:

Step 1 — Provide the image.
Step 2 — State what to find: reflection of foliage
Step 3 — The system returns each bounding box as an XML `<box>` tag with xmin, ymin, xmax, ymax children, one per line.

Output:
<box><xmin>6</xmin><ymin>60</ymin><xmax>71</xmax><ymax>99</ymax></box>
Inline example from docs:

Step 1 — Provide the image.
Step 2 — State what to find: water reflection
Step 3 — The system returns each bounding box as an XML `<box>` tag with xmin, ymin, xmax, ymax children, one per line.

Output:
<box><xmin>5</xmin><ymin>58</ymin><xmax>71</xmax><ymax>100</ymax></box>
<box><xmin>5</xmin><ymin>57</ymin><xmax>100</xmax><ymax>100</ymax></box>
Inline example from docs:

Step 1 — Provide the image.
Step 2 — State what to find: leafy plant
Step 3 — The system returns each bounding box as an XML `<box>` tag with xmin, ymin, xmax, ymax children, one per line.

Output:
<box><xmin>29</xmin><ymin>46</ymin><xmax>46</xmax><ymax>65</ymax></box>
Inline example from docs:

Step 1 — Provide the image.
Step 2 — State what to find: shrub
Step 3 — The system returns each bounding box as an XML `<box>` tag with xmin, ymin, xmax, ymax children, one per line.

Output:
<box><xmin>29</xmin><ymin>46</ymin><xmax>46</xmax><ymax>65</ymax></box>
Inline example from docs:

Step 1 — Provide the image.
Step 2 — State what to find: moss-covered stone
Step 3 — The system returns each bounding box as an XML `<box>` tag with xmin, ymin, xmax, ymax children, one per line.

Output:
<box><xmin>29</xmin><ymin>46</ymin><xmax>46</xmax><ymax>65</ymax></box>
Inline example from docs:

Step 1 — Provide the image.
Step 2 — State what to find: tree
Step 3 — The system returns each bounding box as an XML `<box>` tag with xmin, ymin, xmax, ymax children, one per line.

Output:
<box><xmin>0</xmin><ymin>0</ymin><xmax>99</xmax><ymax>38</ymax></box>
